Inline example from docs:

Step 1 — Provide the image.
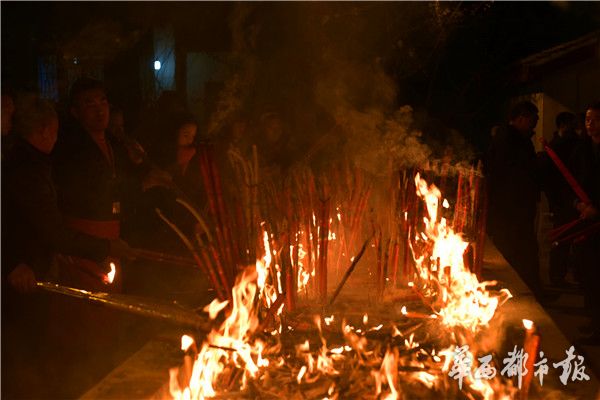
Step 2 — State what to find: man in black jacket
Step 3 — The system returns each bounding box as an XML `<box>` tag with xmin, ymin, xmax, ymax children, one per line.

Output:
<box><xmin>52</xmin><ymin>78</ymin><xmax>148</xmax><ymax>290</ymax></box>
<box><xmin>486</xmin><ymin>101</ymin><xmax>544</xmax><ymax>300</ymax></box>
<box><xmin>49</xmin><ymin>78</ymin><xmax>153</xmax><ymax>394</ymax></box>
<box><xmin>571</xmin><ymin>102</ymin><xmax>600</xmax><ymax>344</ymax></box>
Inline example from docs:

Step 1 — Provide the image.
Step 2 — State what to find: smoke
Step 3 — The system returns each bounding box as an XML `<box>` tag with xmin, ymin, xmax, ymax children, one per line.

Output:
<box><xmin>336</xmin><ymin>106</ymin><xmax>430</xmax><ymax>176</ymax></box>
<box><xmin>209</xmin><ymin>3</ymin><xmax>471</xmax><ymax>175</ymax></box>
<box><xmin>205</xmin><ymin>4</ymin><xmax>258</xmax><ymax>137</ymax></box>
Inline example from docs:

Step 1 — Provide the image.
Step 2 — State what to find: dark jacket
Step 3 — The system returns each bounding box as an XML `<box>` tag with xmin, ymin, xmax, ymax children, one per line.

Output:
<box><xmin>571</xmin><ymin>135</ymin><xmax>600</xmax><ymax>211</ymax></box>
<box><xmin>1</xmin><ymin>138</ymin><xmax>109</xmax><ymax>278</ymax></box>
<box><xmin>52</xmin><ymin>125</ymin><xmax>148</xmax><ymax>222</ymax></box>
<box><xmin>541</xmin><ymin>130</ymin><xmax>580</xmax><ymax>220</ymax></box>
<box><xmin>486</xmin><ymin>125</ymin><xmax>541</xmax><ymax>233</ymax></box>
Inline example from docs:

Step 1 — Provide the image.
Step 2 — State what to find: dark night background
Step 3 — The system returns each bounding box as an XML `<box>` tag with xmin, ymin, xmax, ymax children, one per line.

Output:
<box><xmin>2</xmin><ymin>1</ymin><xmax>600</xmax><ymax>156</ymax></box>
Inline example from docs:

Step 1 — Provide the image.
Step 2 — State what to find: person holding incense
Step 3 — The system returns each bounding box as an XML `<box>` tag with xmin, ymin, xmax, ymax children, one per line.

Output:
<box><xmin>50</xmin><ymin>77</ymin><xmax>156</xmax><ymax>393</ymax></box>
<box><xmin>571</xmin><ymin>101</ymin><xmax>600</xmax><ymax>345</ymax></box>
<box><xmin>540</xmin><ymin>111</ymin><xmax>580</xmax><ymax>288</ymax></box>
<box><xmin>1</xmin><ymin>97</ymin><xmax>132</xmax><ymax>398</ymax></box>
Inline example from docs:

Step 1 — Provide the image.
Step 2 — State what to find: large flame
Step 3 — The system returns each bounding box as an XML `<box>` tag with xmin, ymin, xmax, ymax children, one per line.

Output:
<box><xmin>412</xmin><ymin>173</ymin><xmax>511</xmax><ymax>332</ymax></box>
<box><xmin>170</xmin><ymin>266</ymin><xmax>266</xmax><ymax>399</ymax></box>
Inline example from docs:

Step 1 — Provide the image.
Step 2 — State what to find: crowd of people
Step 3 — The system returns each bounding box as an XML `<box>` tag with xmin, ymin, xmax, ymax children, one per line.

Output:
<box><xmin>0</xmin><ymin>76</ymin><xmax>306</xmax><ymax>398</ymax></box>
<box><xmin>0</xmin><ymin>75</ymin><xmax>598</xmax><ymax>397</ymax></box>
<box><xmin>486</xmin><ymin>100</ymin><xmax>600</xmax><ymax>345</ymax></box>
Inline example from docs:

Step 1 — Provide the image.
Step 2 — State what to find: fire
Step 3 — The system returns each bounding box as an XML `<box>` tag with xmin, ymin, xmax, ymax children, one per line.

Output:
<box><xmin>203</xmin><ymin>299</ymin><xmax>229</xmax><ymax>320</ymax></box>
<box><xmin>292</xmin><ymin>241</ymin><xmax>311</xmax><ymax>293</ymax></box>
<box><xmin>181</xmin><ymin>335</ymin><xmax>195</xmax><ymax>352</ymax></box>
<box><xmin>372</xmin><ymin>347</ymin><xmax>400</xmax><ymax>399</ymax></box>
<box><xmin>169</xmin><ymin>266</ymin><xmax>266</xmax><ymax>399</ymax></box>
<box><xmin>166</xmin><ymin>173</ymin><xmax>515</xmax><ymax>399</ymax></box>
<box><xmin>255</xmin><ymin>230</ymin><xmax>279</xmax><ymax>309</ymax></box>
<box><xmin>104</xmin><ymin>262</ymin><xmax>116</xmax><ymax>284</ymax></box>
<box><xmin>412</xmin><ymin>173</ymin><xmax>511</xmax><ymax>331</ymax></box>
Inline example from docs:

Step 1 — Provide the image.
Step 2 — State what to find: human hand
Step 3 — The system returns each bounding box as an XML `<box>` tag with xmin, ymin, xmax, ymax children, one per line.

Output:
<box><xmin>142</xmin><ymin>168</ymin><xmax>174</xmax><ymax>192</ymax></box>
<box><xmin>576</xmin><ymin>202</ymin><xmax>598</xmax><ymax>220</ymax></box>
<box><xmin>8</xmin><ymin>263</ymin><xmax>37</xmax><ymax>293</ymax></box>
<box><xmin>125</xmin><ymin>140</ymin><xmax>146</xmax><ymax>165</ymax></box>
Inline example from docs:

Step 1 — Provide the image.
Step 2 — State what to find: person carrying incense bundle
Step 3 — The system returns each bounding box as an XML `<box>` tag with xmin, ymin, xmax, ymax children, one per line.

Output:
<box><xmin>540</xmin><ymin>111</ymin><xmax>580</xmax><ymax>288</ymax></box>
<box><xmin>570</xmin><ymin>101</ymin><xmax>600</xmax><ymax>345</ymax></box>
<box><xmin>1</xmin><ymin>97</ymin><xmax>132</xmax><ymax>398</ymax></box>
<box><xmin>52</xmin><ymin>78</ymin><xmax>147</xmax><ymax>292</ymax></box>
<box><xmin>50</xmin><ymin>77</ymin><xmax>160</xmax><ymax>393</ymax></box>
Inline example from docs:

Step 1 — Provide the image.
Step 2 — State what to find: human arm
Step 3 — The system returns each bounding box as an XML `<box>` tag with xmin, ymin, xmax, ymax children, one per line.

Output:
<box><xmin>7</xmin><ymin>165</ymin><xmax>111</xmax><ymax>263</ymax></box>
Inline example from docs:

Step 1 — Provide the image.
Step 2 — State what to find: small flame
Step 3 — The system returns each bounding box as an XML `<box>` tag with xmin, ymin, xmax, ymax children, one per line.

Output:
<box><xmin>377</xmin><ymin>347</ymin><xmax>399</xmax><ymax>399</ymax></box>
<box><xmin>203</xmin><ymin>299</ymin><xmax>229</xmax><ymax>320</ymax></box>
<box><xmin>297</xmin><ymin>365</ymin><xmax>307</xmax><ymax>383</ymax></box>
<box><xmin>181</xmin><ymin>335</ymin><xmax>195</xmax><ymax>351</ymax></box>
<box><xmin>522</xmin><ymin>319</ymin><xmax>534</xmax><ymax>331</ymax></box>
<box><xmin>105</xmin><ymin>262</ymin><xmax>116</xmax><ymax>284</ymax></box>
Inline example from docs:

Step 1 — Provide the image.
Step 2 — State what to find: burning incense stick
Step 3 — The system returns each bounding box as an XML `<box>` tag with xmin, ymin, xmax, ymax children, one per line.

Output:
<box><xmin>520</xmin><ymin>319</ymin><xmax>540</xmax><ymax>400</ymax></box>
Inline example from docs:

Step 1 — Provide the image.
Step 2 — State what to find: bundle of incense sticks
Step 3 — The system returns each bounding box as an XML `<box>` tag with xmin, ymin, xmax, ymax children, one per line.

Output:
<box><xmin>157</xmin><ymin>138</ymin><xmax>489</xmax><ymax>310</ymax></box>
<box><xmin>156</xmin><ymin>208</ymin><xmax>229</xmax><ymax>301</ymax></box>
